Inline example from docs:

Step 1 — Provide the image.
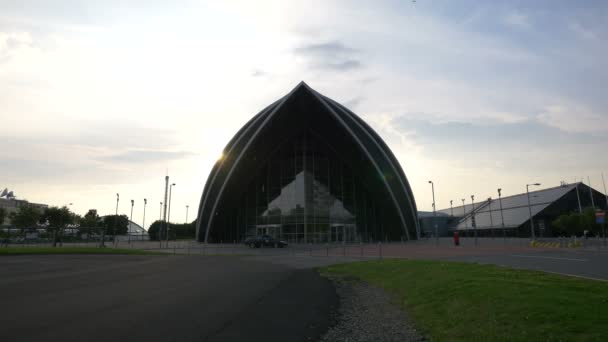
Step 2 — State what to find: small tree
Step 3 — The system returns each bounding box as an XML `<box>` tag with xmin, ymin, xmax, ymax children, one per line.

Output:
<box><xmin>81</xmin><ymin>210</ymin><xmax>101</xmax><ymax>227</ymax></box>
<box><xmin>147</xmin><ymin>220</ymin><xmax>162</xmax><ymax>241</ymax></box>
<box><xmin>10</xmin><ymin>206</ymin><xmax>42</xmax><ymax>231</ymax></box>
<box><xmin>102</xmin><ymin>215</ymin><xmax>129</xmax><ymax>236</ymax></box>
<box><xmin>41</xmin><ymin>206</ymin><xmax>74</xmax><ymax>247</ymax></box>
<box><xmin>0</xmin><ymin>207</ymin><xmax>7</xmax><ymax>226</ymax></box>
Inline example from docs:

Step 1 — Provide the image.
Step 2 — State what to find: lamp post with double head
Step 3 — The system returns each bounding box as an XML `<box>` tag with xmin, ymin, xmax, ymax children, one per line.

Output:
<box><xmin>526</xmin><ymin>183</ymin><xmax>541</xmax><ymax>239</ymax></box>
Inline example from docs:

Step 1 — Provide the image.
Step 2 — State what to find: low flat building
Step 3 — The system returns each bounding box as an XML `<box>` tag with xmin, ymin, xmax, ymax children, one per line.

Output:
<box><xmin>436</xmin><ymin>182</ymin><xmax>607</xmax><ymax>237</ymax></box>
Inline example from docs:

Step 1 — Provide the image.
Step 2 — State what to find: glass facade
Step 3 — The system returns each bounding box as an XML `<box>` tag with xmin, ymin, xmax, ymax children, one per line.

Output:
<box><xmin>213</xmin><ymin>131</ymin><xmax>394</xmax><ymax>243</ymax></box>
<box><xmin>197</xmin><ymin>83</ymin><xmax>419</xmax><ymax>243</ymax></box>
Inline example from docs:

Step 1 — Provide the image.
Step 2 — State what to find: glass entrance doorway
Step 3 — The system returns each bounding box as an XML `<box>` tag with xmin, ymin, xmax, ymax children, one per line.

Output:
<box><xmin>330</xmin><ymin>224</ymin><xmax>356</xmax><ymax>243</ymax></box>
<box><xmin>256</xmin><ymin>224</ymin><xmax>281</xmax><ymax>238</ymax></box>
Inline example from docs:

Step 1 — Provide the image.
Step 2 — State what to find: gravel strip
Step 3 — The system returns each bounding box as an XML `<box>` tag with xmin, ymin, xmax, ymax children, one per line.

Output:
<box><xmin>319</xmin><ymin>275</ymin><xmax>425</xmax><ymax>342</ymax></box>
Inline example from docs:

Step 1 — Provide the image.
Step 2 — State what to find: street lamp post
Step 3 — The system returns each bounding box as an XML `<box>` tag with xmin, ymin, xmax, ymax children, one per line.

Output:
<box><xmin>461</xmin><ymin>198</ymin><xmax>467</xmax><ymax>230</ymax></box>
<box><xmin>428</xmin><ymin>181</ymin><xmax>437</xmax><ymax>244</ymax></box>
<box><xmin>526</xmin><ymin>183</ymin><xmax>541</xmax><ymax>240</ymax></box>
<box><xmin>114</xmin><ymin>193</ymin><xmax>119</xmax><ymax>246</ymax></box>
<box><xmin>167</xmin><ymin>183</ymin><xmax>176</xmax><ymax>247</ymax></box>
<box><xmin>498</xmin><ymin>188</ymin><xmax>505</xmax><ymax>240</ymax></box>
<box><xmin>143</xmin><ymin>198</ymin><xmax>147</xmax><ymax>242</ymax></box>
<box><xmin>487</xmin><ymin>197</ymin><xmax>493</xmax><ymax>238</ymax></box>
<box><xmin>450</xmin><ymin>200</ymin><xmax>453</xmax><ymax>217</ymax></box>
<box><xmin>471</xmin><ymin>195</ymin><xmax>477</xmax><ymax>246</ymax></box>
<box><xmin>129</xmin><ymin>199</ymin><xmax>134</xmax><ymax>244</ymax></box>
<box><xmin>159</xmin><ymin>202</ymin><xmax>162</xmax><ymax>248</ymax></box>
<box><xmin>186</xmin><ymin>205</ymin><xmax>189</xmax><ymax>223</ymax></box>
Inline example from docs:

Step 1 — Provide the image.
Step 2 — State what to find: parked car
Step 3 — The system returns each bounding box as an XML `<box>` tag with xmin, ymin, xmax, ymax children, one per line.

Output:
<box><xmin>244</xmin><ymin>235</ymin><xmax>287</xmax><ymax>248</ymax></box>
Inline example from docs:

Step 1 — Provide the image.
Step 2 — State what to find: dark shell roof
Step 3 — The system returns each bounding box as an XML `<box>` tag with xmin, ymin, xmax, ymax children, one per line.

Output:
<box><xmin>195</xmin><ymin>82</ymin><xmax>420</xmax><ymax>241</ymax></box>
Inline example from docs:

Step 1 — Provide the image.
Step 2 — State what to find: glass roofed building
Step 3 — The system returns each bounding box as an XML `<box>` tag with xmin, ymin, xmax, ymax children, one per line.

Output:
<box><xmin>195</xmin><ymin>82</ymin><xmax>419</xmax><ymax>243</ymax></box>
<box><xmin>435</xmin><ymin>182</ymin><xmax>607</xmax><ymax>238</ymax></box>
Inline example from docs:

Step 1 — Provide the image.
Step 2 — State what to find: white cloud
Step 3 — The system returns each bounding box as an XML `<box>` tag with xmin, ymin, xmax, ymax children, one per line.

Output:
<box><xmin>537</xmin><ymin>104</ymin><xmax>607</xmax><ymax>134</ymax></box>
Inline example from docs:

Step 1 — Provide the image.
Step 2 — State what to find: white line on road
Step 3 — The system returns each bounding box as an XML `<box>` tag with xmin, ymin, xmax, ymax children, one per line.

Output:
<box><xmin>510</xmin><ymin>254</ymin><xmax>587</xmax><ymax>262</ymax></box>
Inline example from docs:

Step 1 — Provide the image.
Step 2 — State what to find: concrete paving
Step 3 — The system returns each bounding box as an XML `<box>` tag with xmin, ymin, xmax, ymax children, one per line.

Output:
<box><xmin>0</xmin><ymin>255</ymin><xmax>337</xmax><ymax>342</ymax></box>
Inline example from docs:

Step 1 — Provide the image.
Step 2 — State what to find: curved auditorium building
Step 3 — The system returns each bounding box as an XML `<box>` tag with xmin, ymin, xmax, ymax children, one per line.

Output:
<box><xmin>196</xmin><ymin>82</ymin><xmax>419</xmax><ymax>243</ymax></box>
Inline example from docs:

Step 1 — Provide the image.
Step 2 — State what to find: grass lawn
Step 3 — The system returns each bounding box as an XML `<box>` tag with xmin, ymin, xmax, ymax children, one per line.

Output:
<box><xmin>0</xmin><ymin>247</ymin><xmax>167</xmax><ymax>256</ymax></box>
<box><xmin>322</xmin><ymin>259</ymin><xmax>608</xmax><ymax>341</ymax></box>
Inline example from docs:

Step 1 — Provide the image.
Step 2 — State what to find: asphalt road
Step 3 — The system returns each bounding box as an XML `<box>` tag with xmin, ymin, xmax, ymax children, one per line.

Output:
<box><xmin>0</xmin><ymin>255</ymin><xmax>337</xmax><ymax>342</ymax></box>
<box><xmin>445</xmin><ymin>249</ymin><xmax>608</xmax><ymax>281</ymax></box>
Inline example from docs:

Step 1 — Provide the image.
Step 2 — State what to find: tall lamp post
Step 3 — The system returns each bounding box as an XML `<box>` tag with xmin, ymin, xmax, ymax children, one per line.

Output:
<box><xmin>129</xmin><ymin>199</ymin><xmax>134</xmax><ymax>244</ymax></box>
<box><xmin>167</xmin><ymin>183</ymin><xmax>176</xmax><ymax>247</ymax></box>
<box><xmin>498</xmin><ymin>188</ymin><xmax>505</xmax><ymax>240</ymax></box>
<box><xmin>471</xmin><ymin>195</ymin><xmax>477</xmax><ymax>246</ymax></box>
<box><xmin>143</xmin><ymin>198</ymin><xmax>147</xmax><ymax>242</ymax></box>
<box><xmin>526</xmin><ymin>183</ymin><xmax>541</xmax><ymax>240</ymax></box>
<box><xmin>450</xmin><ymin>200</ymin><xmax>453</xmax><ymax>216</ymax></box>
<box><xmin>428</xmin><ymin>180</ymin><xmax>437</xmax><ymax>243</ymax></box>
<box><xmin>186</xmin><ymin>205</ymin><xmax>189</xmax><ymax>223</ymax></box>
<box><xmin>487</xmin><ymin>197</ymin><xmax>493</xmax><ymax>238</ymax></box>
<box><xmin>461</xmin><ymin>198</ymin><xmax>467</xmax><ymax>229</ymax></box>
<box><xmin>158</xmin><ymin>202</ymin><xmax>163</xmax><ymax>248</ymax></box>
<box><xmin>114</xmin><ymin>193</ymin><xmax>119</xmax><ymax>246</ymax></box>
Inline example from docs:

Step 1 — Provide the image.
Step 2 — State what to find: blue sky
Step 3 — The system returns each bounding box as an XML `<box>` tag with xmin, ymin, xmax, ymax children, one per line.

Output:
<box><xmin>1</xmin><ymin>0</ymin><xmax>606</xmax><ymax>225</ymax></box>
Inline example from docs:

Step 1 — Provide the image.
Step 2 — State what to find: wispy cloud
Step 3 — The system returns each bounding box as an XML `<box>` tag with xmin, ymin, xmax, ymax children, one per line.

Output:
<box><xmin>99</xmin><ymin>150</ymin><xmax>197</xmax><ymax>164</ymax></box>
<box><xmin>293</xmin><ymin>41</ymin><xmax>363</xmax><ymax>71</ymax></box>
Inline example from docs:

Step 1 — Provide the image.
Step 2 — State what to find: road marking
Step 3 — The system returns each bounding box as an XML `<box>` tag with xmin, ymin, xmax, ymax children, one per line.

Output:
<box><xmin>538</xmin><ymin>270</ymin><xmax>608</xmax><ymax>282</ymax></box>
<box><xmin>510</xmin><ymin>254</ymin><xmax>587</xmax><ymax>262</ymax></box>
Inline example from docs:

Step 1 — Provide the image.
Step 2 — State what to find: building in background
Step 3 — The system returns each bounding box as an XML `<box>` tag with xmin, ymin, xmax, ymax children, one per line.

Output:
<box><xmin>432</xmin><ymin>182</ymin><xmax>607</xmax><ymax>237</ymax></box>
<box><xmin>195</xmin><ymin>82</ymin><xmax>420</xmax><ymax>243</ymax></box>
<box><xmin>0</xmin><ymin>195</ymin><xmax>48</xmax><ymax>226</ymax></box>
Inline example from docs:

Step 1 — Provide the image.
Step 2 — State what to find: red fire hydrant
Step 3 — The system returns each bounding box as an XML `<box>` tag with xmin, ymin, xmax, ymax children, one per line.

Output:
<box><xmin>453</xmin><ymin>231</ymin><xmax>460</xmax><ymax>246</ymax></box>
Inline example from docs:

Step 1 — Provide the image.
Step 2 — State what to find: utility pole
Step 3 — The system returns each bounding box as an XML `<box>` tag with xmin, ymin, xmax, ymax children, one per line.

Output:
<box><xmin>186</xmin><ymin>205</ymin><xmax>189</xmax><ymax>223</ymax></box>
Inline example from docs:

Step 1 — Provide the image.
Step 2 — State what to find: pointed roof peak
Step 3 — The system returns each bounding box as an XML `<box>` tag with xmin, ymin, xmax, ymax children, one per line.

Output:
<box><xmin>292</xmin><ymin>80</ymin><xmax>312</xmax><ymax>92</ymax></box>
